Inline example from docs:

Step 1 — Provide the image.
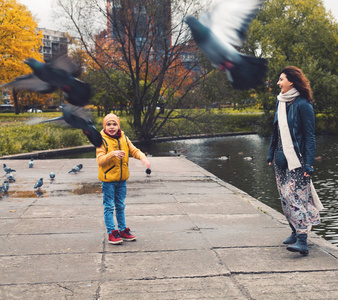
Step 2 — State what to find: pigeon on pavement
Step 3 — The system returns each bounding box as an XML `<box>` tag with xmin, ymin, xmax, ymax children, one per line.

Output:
<box><xmin>3</xmin><ymin>164</ymin><xmax>16</xmax><ymax>174</ymax></box>
<box><xmin>49</xmin><ymin>172</ymin><xmax>55</xmax><ymax>179</ymax></box>
<box><xmin>3</xmin><ymin>55</ymin><xmax>92</xmax><ymax>106</ymax></box>
<box><xmin>68</xmin><ymin>165</ymin><xmax>81</xmax><ymax>174</ymax></box>
<box><xmin>3</xmin><ymin>181</ymin><xmax>9</xmax><ymax>192</ymax></box>
<box><xmin>6</xmin><ymin>173</ymin><xmax>15</xmax><ymax>182</ymax></box>
<box><xmin>29</xmin><ymin>158</ymin><xmax>34</xmax><ymax>168</ymax></box>
<box><xmin>34</xmin><ymin>178</ymin><xmax>43</xmax><ymax>189</ymax></box>
<box><xmin>76</xmin><ymin>164</ymin><xmax>83</xmax><ymax>171</ymax></box>
<box><xmin>39</xmin><ymin>104</ymin><xmax>103</xmax><ymax>147</ymax></box>
<box><xmin>185</xmin><ymin>0</ymin><xmax>267</xmax><ymax>90</ymax></box>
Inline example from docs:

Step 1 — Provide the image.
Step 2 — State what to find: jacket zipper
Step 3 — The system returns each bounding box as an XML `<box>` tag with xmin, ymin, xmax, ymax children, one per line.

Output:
<box><xmin>117</xmin><ymin>139</ymin><xmax>123</xmax><ymax>181</ymax></box>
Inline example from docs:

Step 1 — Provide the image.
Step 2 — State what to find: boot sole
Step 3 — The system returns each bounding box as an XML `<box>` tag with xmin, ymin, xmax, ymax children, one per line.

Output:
<box><xmin>287</xmin><ymin>247</ymin><xmax>309</xmax><ymax>255</ymax></box>
<box><xmin>283</xmin><ymin>240</ymin><xmax>297</xmax><ymax>245</ymax></box>
<box><xmin>121</xmin><ymin>237</ymin><xmax>136</xmax><ymax>241</ymax></box>
<box><xmin>108</xmin><ymin>240</ymin><xmax>123</xmax><ymax>244</ymax></box>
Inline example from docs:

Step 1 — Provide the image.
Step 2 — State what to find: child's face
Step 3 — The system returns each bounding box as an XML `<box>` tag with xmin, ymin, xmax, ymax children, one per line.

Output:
<box><xmin>105</xmin><ymin>120</ymin><xmax>119</xmax><ymax>135</ymax></box>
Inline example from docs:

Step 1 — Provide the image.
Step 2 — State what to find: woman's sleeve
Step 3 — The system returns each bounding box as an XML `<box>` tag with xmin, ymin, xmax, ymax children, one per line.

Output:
<box><xmin>299</xmin><ymin>101</ymin><xmax>315</xmax><ymax>167</ymax></box>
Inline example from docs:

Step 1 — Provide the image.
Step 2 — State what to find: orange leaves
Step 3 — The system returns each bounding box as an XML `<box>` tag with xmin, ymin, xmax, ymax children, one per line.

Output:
<box><xmin>0</xmin><ymin>0</ymin><xmax>43</xmax><ymax>84</ymax></box>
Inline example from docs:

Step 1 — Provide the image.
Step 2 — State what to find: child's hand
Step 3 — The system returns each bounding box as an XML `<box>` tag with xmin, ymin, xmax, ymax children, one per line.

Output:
<box><xmin>113</xmin><ymin>150</ymin><xmax>125</xmax><ymax>159</ymax></box>
<box><xmin>142</xmin><ymin>157</ymin><xmax>151</xmax><ymax>169</ymax></box>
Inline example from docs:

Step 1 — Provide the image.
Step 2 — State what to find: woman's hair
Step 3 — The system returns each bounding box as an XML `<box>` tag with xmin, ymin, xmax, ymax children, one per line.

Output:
<box><xmin>280</xmin><ymin>66</ymin><xmax>314</xmax><ymax>102</ymax></box>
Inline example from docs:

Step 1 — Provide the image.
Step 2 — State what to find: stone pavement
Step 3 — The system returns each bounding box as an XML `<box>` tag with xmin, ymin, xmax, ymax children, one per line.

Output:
<box><xmin>0</xmin><ymin>157</ymin><xmax>337</xmax><ymax>299</ymax></box>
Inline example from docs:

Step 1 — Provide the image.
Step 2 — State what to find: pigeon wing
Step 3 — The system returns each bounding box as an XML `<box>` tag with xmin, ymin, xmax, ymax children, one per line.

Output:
<box><xmin>201</xmin><ymin>0</ymin><xmax>264</xmax><ymax>47</ymax></box>
<box><xmin>50</xmin><ymin>55</ymin><xmax>80</xmax><ymax>76</ymax></box>
<box><xmin>5</xmin><ymin>74</ymin><xmax>53</xmax><ymax>92</ymax></box>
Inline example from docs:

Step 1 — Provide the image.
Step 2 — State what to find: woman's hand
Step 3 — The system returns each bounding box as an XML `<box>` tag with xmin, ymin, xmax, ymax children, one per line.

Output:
<box><xmin>304</xmin><ymin>165</ymin><xmax>314</xmax><ymax>177</ymax></box>
<box><xmin>113</xmin><ymin>150</ymin><xmax>125</xmax><ymax>159</ymax></box>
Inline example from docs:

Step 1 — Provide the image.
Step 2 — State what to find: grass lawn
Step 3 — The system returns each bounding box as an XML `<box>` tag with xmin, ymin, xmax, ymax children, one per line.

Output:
<box><xmin>0</xmin><ymin>107</ymin><xmax>262</xmax><ymax>156</ymax></box>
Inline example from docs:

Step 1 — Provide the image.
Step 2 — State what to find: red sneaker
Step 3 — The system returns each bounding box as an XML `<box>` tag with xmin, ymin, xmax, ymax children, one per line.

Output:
<box><xmin>108</xmin><ymin>230</ymin><xmax>123</xmax><ymax>244</ymax></box>
<box><xmin>119</xmin><ymin>228</ymin><xmax>136</xmax><ymax>241</ymax></box>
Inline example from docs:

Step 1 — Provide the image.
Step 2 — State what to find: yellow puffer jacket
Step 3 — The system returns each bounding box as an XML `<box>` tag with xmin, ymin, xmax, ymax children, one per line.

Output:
<box><xmin>96</xmin><ymin>130</ymin><xmax>146</xmax><ymax>182</ymax></box>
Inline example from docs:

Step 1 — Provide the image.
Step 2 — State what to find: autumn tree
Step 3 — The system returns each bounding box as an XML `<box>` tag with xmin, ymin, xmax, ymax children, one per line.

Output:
<box><xmin>0</xmin><ymin>0</ymin><xmax>44</xmax><ymax>113</ymax></box>
<box><xmin>55</xmin><ymin>0</ymin><xmax>209</xmax><ymax>140</ymax></box>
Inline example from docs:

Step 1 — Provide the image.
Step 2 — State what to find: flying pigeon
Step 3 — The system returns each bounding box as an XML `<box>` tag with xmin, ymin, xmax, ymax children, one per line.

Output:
<box><xmin>39</xmin><ymin>104</ymin><xmax>103</xmax><ymax>147</ymax></box>
<box><xmin>68</xmin><ymin>165</ymin><xmax>81</xmax><ymax>174</ymax></box>
<box><xmin>29</xmin><ymin>158</ymin><xmax>34</xmax><ymax>168</ymax></box>
<box><xmin>34</xmin><ymin>178</ymin><xmax>43</xmax><ymax>189</ymax></box>
<box><xmin>3</xmin><ymin>164</ymin><xmax>16</xmax><ymax>174</ymax></box>
<box><xmin>185</xmin><ymin>0</ymin><xmax>267</xmax><ymax>90</ymax></box>
<box><xmin>6</xmin><ymin>173</ymin><xmax>15</xmax><ymax>182</ymax></box>
<box><xmin>3</xmin><ymin>55</ymin><xmax>92</xmax><ymax>106</ymax></box>
<box><xmin>3</xmin><ymin>181</ymin><xmax>9</xmax><ymax>192</ymax></box>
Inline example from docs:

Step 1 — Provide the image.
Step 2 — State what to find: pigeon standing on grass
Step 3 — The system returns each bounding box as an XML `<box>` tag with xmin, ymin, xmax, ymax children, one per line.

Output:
<box><xmin>3</xmin><ymin>55</ymin><xmax>92</xmax><ymax>106</ymax></box>
<box><xmin>28</xmin><ymin>158</ymin><xmax>34</xmax><ymax>168</ymax></box>
<box><xmin>185</xmin><ymin>0</ymin><xmax>267</xmax><ymax>90</ymax></box>
<box><xmin>39</xmin><ymin>104</ymin><xmax>103</xmax><ymax>147</ymax></box>
<box><xmin>34</xmin><ymin>178</ymin><xmax>43</xmax><ymax>189</ymax></box>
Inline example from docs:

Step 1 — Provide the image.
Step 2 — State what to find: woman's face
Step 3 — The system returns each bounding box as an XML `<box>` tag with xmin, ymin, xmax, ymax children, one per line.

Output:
<box><xmin>105</xmin><ymin>120</ymin><xmax>119</xmax><ymax>135</ymax></box>
<box><xmin>277</xmin><ymin>73</ymin><xmax>293</xmax><ymax>94</ymax></box>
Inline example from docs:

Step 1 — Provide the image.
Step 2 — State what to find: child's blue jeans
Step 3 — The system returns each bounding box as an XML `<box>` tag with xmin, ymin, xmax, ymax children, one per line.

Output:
<box><xmin>102</xmin><ymin>181</ymin><xmax>127</xmax><ymax>233</ymax></box>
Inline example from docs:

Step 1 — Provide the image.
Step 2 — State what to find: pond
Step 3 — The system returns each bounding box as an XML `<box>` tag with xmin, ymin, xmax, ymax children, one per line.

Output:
<box><xmin>61</xmin><ymin>134</ymin><xmax>338</xmax><ymax>246</ymax></box>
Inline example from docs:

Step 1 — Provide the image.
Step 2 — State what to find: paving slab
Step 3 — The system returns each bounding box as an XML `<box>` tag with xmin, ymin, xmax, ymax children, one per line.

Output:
<box><xmin>21</xmin><ymin>204</ymin><xmax>103</xmax><ymax>219</ymax></box>
<box><xmin>216</xmin><ymin>246</ymin><xmax>338</xmax><ymax>273</ymax></box>
<box><xmin>102</xmin><ymin>249</ymin><xmax>229</xmax><ymax>281</ymax></box>
<box><xmin>125</xmin><ymin>203</ymin><xmax>184</xmax><ymax>216</ymax></box>
<box><xmin>201</xmin><ymin>226</ymin><xmax>292</xmax><ymax>247</ymax></box>
<box><xmin>0</xmin><ymin>282</ymin><xmax>98</xmax><ymax>300</ymax></box>
<box><xmin>100</xmin><ymin>277</ymin><xmax>246</xmax><ymax>300</ymax></box>
<box><xmin>11</xmin><ymin>217</ymin><xmax>104</xmax><ymax>234</ymax></box>
<box><xmin>0</xmin><ymin>253</ymin><xmax>102</xmax><ymax>285</ymax></box>
<box><xmin>234</xmin><ymin>271</ymin><xmax>338</xmax><ymax>300</ymax></box>
<box><xmin>0</xmin><ymin>232</ymin><xmax>104</xmax><ymax>255</ymax></box>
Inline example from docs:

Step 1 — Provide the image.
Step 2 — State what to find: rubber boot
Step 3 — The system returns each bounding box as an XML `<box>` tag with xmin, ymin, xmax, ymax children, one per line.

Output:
<box><xmin>283</xmin><ymin>223</ymin><xmax>297</xmax><ymax>244</ymax></box>
<box><xmin>287</xmin><ymin>234</ymin><xmax>309</xmax><ymax>255</ymax></box>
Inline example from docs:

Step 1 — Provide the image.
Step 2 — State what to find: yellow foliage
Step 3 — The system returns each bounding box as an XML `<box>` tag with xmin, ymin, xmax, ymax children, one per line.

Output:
<box><xmin>0</xmin><ymin>0</ymin><xmax>43</xmax><ymax>84</ymax></box>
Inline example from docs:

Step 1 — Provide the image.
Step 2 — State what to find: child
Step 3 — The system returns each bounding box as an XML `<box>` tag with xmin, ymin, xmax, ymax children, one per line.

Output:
<box><xmin>96</xmin><ymin>113</ymin><xmax>151</xmax><ymax>245</ymax></box>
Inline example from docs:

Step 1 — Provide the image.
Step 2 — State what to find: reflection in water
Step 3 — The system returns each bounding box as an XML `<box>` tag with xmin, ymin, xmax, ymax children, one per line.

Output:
<box><xmin>56</xmin><ymin>134</ymin><xmax>338</xmax><ymax>246</ymax></box>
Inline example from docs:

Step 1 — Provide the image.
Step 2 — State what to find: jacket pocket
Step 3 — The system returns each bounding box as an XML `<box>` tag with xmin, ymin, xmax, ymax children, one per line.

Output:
<box><xmin>104</xmin><ymin>165</ymin><xmax>115</xmax><ymax>180</ymax></box>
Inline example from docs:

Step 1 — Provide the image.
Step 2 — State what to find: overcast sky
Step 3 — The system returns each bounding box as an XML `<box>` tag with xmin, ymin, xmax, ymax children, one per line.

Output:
<box><xmin>18</xmin><ymin>0</ymin><xmax>338</xmax><ymax>31</ymax></box>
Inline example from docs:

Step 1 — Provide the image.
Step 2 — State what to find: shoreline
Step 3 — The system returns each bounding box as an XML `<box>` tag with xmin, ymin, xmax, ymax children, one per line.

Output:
<box><xmin>0</xmin><ymin>131</ymin><xmax>256</xmax><ymax>159</ymax></box>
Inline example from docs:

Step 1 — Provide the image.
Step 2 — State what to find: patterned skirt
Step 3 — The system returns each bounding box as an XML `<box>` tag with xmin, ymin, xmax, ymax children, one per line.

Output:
<box><xmin>274</xmin><ymin>137</ymin><xmax>320</xmax><ymax>234</ymax></box>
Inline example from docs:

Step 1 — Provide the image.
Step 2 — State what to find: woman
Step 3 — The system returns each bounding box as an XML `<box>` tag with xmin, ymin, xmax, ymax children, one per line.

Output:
<box><xmin>267</xmin><ymin>66</ymin><xmax>321</xmax><ymax>255</ymax></box>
